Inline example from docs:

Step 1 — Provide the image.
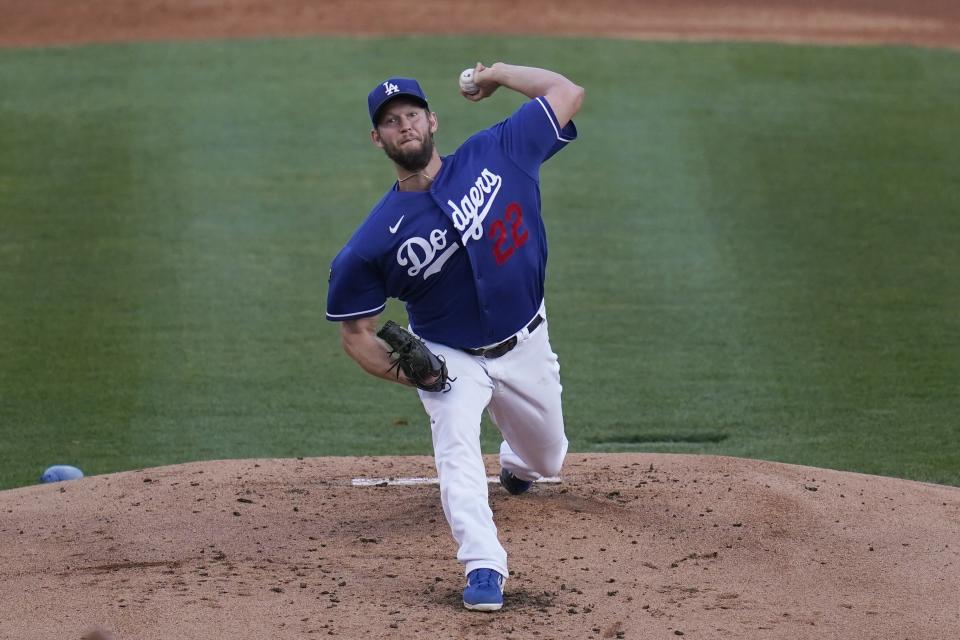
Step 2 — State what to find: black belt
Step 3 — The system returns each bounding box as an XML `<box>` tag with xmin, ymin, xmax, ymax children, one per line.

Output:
<box><xmin>463</xmin><ymin>314</ymin><xmax>544</xmax><ymax>359</ymax></box>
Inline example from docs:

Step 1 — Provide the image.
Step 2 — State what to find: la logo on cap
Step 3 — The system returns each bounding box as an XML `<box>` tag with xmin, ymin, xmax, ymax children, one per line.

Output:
<box><xmin>384</xmin><ymin>81</ymin><xmax>400</xmax><ymax>96</ymax></box>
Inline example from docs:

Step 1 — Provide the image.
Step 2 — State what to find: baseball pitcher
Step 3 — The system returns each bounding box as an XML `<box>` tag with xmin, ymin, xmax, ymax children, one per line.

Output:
<box><xmin>326</xmin><ymin>62</ymin><xmax>584</xmax><ymax>611</ymax></box>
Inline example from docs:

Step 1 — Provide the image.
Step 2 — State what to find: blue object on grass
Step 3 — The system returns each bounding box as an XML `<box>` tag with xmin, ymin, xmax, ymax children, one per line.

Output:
<box><xmin>40</xmin><ymin>465</ymin><xmax>84</xmax><ymax>483</ymax></box>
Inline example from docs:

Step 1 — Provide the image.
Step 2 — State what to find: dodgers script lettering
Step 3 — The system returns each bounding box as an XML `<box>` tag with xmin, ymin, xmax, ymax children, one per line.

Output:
<box><xmin>446</xmin><ymin>168</ymin><xmax>502</xmax><ymax>243</ymax></box>
<box><xmin>397</xmin><ymin>228</ymin><xmax>460</xmax><ymax>279</ymax></box>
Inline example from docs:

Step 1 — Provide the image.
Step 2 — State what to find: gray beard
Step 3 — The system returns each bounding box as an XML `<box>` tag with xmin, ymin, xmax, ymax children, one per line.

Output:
<box><xmin>385</xmin><ymin>134</ymin><xmax>435</xmax><ymax>173</ymax></box>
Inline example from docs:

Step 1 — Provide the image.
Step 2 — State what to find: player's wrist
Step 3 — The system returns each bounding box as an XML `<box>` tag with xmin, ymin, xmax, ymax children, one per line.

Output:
<box><xmin>485</xmin><ymin>62</ymin><xmax>508</xmax><ymax>87</ymax></box>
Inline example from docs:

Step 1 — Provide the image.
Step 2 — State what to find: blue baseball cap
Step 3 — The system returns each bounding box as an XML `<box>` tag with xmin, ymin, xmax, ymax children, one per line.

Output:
<box><xmin>368</xmin><ymin>77</ymin><xmax>429</xmax><ymax>125</ymax></box>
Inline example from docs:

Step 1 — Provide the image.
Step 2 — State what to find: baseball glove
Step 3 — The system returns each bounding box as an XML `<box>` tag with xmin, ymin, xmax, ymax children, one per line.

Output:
<box><xmin>377</xmin><ymin>321</ymin><xmax>452</xmax><ymax>392</ymax></box>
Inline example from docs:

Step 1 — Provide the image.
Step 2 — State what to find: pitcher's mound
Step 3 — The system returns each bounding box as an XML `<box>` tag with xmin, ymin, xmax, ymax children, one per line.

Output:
<box><xmin>2</xmin><ymin>453</ymin><xmax>958</xmax><ymax>639</ymax></box>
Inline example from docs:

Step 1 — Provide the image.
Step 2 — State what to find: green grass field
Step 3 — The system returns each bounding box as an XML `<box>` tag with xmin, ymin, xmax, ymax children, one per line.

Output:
<box><xmin>1</xmin><ymin>36</ymin><xmax>958</xmax><ymax>490</ymax></box>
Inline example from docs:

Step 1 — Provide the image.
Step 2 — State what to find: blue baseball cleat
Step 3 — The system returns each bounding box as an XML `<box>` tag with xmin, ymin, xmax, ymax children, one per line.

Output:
<box><xmin>463</xmin><ymin>568</ymin><xmax>505</xmax><ymax>611</ymax></box>
<box><xmin>499</xmin><ymin>468</ymin><xmax>532</xmax><ymax>495</ymax></box>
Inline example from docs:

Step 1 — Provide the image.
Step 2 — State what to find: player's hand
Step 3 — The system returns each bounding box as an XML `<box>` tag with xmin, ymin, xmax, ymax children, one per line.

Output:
<box><xmin>461</xmin><ymin>62</ymin><xmax>500</xmax><ymax>102</ymax></box>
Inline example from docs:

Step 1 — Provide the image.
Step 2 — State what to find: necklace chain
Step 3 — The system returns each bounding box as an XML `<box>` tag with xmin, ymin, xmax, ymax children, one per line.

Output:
<box><xmin>398</xmin><ymin>171</ymin><xmax>433</xmax><ymax>183</ymax></box>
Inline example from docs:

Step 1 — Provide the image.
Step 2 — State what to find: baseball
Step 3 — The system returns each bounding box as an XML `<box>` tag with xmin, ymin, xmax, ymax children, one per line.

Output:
<box><xmin>459</xmin><ymin>67</ymin><xmax>479</xmax><ymax>95</ymax></box>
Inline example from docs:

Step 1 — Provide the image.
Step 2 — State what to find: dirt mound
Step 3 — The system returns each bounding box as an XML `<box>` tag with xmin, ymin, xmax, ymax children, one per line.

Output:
<box><xmin>2</xmin><ymin>453</ymin><xmax>958</xmax><ymax>638</ymax></box>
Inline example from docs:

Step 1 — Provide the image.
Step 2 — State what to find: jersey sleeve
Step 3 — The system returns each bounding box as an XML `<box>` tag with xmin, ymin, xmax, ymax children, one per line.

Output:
<box><xmin>325</xmin><ymin>244</ymin><xmax>387</xmax><ymax>321</ymax></box>
<box><xmin>495</xmin><ymin>97</ymin><xmax>578</xmax><ymax>178</ymax></box>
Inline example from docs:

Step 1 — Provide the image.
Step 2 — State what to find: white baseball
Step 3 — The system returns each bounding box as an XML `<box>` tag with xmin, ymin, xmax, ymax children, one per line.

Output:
<box><xmin>459</xmin><ymin>68</ymin><xmax>479</xmax><ymax>95</ymax></box>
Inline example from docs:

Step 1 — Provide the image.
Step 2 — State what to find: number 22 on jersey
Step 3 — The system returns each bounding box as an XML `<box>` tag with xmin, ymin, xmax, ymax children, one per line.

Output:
<box><xmin>489</xmin><ymin>202</ymin><xmax>528</xmax><ymax>266</ymax></box>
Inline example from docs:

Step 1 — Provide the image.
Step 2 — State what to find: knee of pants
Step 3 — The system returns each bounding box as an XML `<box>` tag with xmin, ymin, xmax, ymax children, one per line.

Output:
<box><xmin>532</xmin><ymin>439</ymin><xmax>568</xmax><ymax>478</ymax></box>
<box><xmin>537</xmin><ymin>457</ymin><xmax>564</xmax><ymax>479</ymax></box>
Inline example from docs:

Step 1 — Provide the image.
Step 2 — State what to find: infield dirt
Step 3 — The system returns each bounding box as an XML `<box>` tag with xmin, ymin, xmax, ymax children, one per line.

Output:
<box><xmin>3</xmin><ymin>454</ymin><xmax>960</xmax><ymax>639</ymax></box>
<box><xmin>1</xmin><ymin>1</ymin><xmax>959</xmax><ymax>638</ymax></box>
<box><xmin>0</xmin><ymin>0</ymin><xmax>958</xmax><ymax>49</ymax></box>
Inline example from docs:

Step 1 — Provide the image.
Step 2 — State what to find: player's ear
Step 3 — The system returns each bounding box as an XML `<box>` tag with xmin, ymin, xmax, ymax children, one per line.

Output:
<box><xmin>428</xmin><ymin>111</ymin><xmax>438</xmax><ymax>134</ymax></box>
<box><xmin>370</xmin><ymin>128</ymin><xmax>384</xmax><ymax>149</ymax></box>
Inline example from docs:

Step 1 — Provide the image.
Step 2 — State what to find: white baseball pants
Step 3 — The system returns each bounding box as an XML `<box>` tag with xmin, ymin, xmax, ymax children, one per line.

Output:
<box><xmin>418</xmin><ymin>309</ymin><xmax>568</xmax><ymax>578</ymax></box>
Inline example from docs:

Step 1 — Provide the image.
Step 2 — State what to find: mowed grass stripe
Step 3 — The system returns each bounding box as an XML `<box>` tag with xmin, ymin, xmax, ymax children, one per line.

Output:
<box><xmin>0</xmin><ymin>37</ymin><xmax>957</xmax><ymax>489</ymax></box>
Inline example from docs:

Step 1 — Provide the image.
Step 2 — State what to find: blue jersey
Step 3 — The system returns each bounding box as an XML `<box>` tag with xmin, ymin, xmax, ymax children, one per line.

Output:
<box><xmin>326</xmin><ymin>97</ymin><xmax>577</xmax><ymax>349</ymax></box>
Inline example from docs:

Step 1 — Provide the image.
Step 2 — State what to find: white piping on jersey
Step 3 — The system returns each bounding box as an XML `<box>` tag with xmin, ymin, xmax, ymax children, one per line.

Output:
<box><xmin>326</xmin><ymin>302</ymin><xmax>386</xmax><ymax>319</ymax></box>
<box><xmin>536</xmin><ymin>97</ymin><xmax>575</xmax><ymax>142</ymax></box>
